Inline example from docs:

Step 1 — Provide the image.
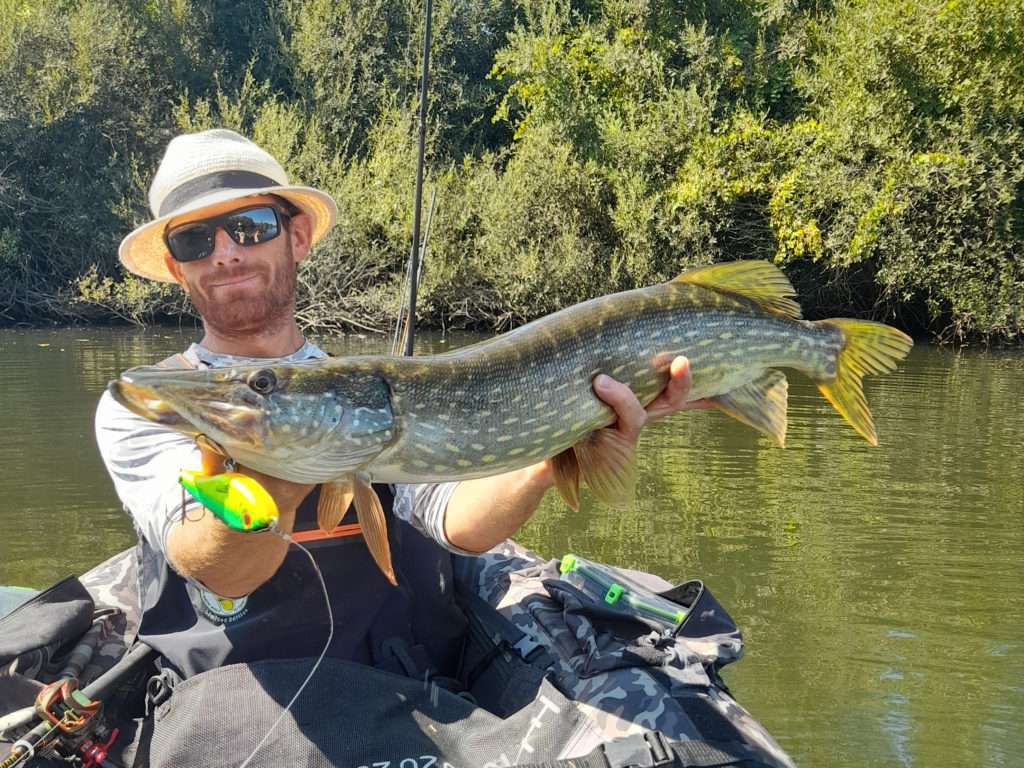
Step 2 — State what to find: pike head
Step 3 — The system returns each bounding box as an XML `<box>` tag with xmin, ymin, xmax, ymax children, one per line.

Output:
<box><xmin>108</xmin><ymin>360</ymin><xmax>395</xmax><ymax>483</ymax></box>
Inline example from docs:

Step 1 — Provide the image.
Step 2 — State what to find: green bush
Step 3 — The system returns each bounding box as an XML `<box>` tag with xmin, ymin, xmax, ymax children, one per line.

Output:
<box><xmin>779</xmin><ymin>0</ymin><xmax>1024</xmax><ymax>338</ymax></box>
<box><xmin>428</xmin><ymin>124</ymin><xmax>614</xmax><ymax>326</ymax></box>
<box><xmin>0</xmin><ymin>0</ymin><xmax>1020</xmax><ymax>342</ymax></box>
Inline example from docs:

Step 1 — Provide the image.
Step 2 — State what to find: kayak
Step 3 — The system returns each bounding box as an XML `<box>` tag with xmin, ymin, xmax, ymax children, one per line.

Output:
<box><xmin>1</xmin><ymin>541</ymin><xmax>795</xmax><ymax>767</ymax></box>
<box><xmin>0</xmin><ymin>587</ymin><xmax>35</xmax><ymax>620</ymax></box>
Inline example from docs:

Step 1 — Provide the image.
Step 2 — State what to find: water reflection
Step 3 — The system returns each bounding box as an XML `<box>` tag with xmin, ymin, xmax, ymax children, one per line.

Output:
<box><xmin>0</xmin><ymin>328</ymin><xmax>1021</xmax><ymax>766</ymax></box>
<box><xmin>515</xmin><ymin>345</ymin><xmax>1024</xmax><ymax>767</ymax></box>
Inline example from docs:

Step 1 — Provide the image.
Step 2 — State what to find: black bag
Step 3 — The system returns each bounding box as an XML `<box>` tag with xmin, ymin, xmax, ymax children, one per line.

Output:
<box><xmin>0</xmin><ymin>577</ymin><xmax>94</xmax><ymax>713</ymax></box>
<box><xmin>123</xmin><ymin>657</ymin><xmax>601</xmax><ymax>768</ymax></box>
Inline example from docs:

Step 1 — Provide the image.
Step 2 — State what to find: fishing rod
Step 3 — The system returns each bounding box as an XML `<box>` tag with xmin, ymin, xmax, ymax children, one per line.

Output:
<box><xmin>391</xmin><ymin>188</ymin><xmax>435</xmax><ymax>356</ymax></box>
<box><xmin>401</xmin><ymin>0</ymin><xmax>434</xmax><ymax>358</ymax></box>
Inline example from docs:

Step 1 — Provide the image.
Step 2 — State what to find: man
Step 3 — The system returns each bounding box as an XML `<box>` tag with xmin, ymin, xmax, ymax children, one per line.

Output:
<box><xmin>95</xmin><ymin>129</ymin><xmax>705</xmax><ymax>682</ymax></box>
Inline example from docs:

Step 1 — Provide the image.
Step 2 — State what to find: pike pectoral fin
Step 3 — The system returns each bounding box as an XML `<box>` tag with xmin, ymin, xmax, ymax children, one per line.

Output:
<box><xmin>550</xmin><ymin>449</ymin><xmax>581</xmax><ymax>511</ymax></box>
<box><xmin>353</xmin><ymin>477</ymin><xmax>397</xmax><ymax>586</ymax></box>
<box><xmin>710</xmin><ymin>370</ymin><xmax>789</xmax><ymax>447</ymax></box>
<box><xmin>673</xmin><ymin>261</ymin><xmax>801</xmax><ymax>320</ymax></box>
<box><xmin>317</xmin><ymin>479</ymin><xmax>354</xmax><ymax>533</ymax></box>
<box><xmin>573</xmin><ymin>430</ymin><xmax>637</xmax><ymax>508</ymax></box>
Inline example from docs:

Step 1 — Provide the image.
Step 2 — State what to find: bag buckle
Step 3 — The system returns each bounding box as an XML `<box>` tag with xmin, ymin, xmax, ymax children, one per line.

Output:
<box><xmin>602</xmin><ymin>731</ymin><xmax>673</xmax><ymax>768</ymax></box>
<box><xmin>511</xmin><ymin>634</ymin><xmax>543</xmax><ymax>660</ymax></box>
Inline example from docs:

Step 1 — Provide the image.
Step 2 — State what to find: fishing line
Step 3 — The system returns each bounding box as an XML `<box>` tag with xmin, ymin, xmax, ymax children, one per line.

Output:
<box><xmin>237</xmin><ymin>531</ymin><xmax>333</xmax><ymax>768</ymax></box>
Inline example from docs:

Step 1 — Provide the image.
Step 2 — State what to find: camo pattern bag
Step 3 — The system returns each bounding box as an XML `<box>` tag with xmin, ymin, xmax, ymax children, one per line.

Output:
<box><xmin>457</xmin><ymin>541</ymin><xmax>795</xmax><ymax>767</ymax></box>
<box><xmin>0</xmin><ymin>577</ymin><xmax>94</xmax><ymax>680</ymax></box>
<box><xmin>78</xmin><ymin>548</ymin><xmax>139</xmax><ymax>684</ymax></box>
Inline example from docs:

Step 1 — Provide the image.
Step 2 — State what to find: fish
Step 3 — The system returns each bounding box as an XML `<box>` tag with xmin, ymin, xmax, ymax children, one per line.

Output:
<box><xmin>108</xmin><ymin>261</ymin><xmax>913</xmax><ymax>584</ymax></box>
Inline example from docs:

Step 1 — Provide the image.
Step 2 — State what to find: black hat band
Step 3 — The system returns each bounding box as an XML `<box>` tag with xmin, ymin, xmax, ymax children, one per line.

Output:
<box><xmin>158</xmin><ymin>171</ymin><xmax>282</xmax><ymax>217</ymax></box>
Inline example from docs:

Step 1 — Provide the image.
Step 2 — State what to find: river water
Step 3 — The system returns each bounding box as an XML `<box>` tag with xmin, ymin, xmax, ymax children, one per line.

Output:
<box><xmin>0</xmin><ymin>326</ymin><xmax>1021</xmax><ymax>767</ymax></box>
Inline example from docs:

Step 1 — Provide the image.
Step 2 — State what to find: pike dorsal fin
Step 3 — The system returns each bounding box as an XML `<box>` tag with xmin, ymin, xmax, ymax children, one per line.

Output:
<box><xmin>353</xmin><ymin>476</ymin><xmax>398</xmax><ymax>586</ymax></box>
<box><xmin>317</xmin><ymin>479</ymin><xmax>354</xmax><ymax>533</ymax></box>
<box><xmin>672</xmin><ymin>261</ymin><xmax>802</xmax><ymax>320</ymax></box>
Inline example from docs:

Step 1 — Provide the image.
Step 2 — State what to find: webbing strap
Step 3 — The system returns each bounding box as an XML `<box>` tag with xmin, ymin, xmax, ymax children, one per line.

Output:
<box><xmin>668</xmin><ymin>739</ymin><xmax>767</xmax><ymax>767</ymax></box>
<box><xmin>514</xmin><ymin>733</ymin><xmax>772</xmax><ymax>768</ymax></box>
<box><xmin>154</xmin><ymin>353</ymin><xmax>195</xmax><ymax>370</ymax></box>
<box><xmin>289</xmin><ymin>523</ymin><xmax>363</xmax><ymax>543</ymax></box>
<box><xmin>604</xmin><ymin>732</ymin><xmax>673</xmax><ymax>767</ymax></box>
<box><xmin>511</xmin><ymin>751</ymin><xmax>606</xmax><ymax>768</ymax></box>
<box><xmin>458</xmin><ymin>588</ymin><xmax>551</xmax><ymax>666</ymax></box>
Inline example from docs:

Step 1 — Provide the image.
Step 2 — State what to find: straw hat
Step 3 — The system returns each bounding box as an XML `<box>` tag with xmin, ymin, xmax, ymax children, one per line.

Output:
<box><xmin>119</xmin><ymin>129</ymin><xmax>338</xmax><ymax>282</ymax></box>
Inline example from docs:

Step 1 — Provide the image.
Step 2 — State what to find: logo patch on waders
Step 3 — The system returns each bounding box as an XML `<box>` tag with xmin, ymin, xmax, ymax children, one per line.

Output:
<box><xmin>189</xmin><ymin>584</ymin><xmax>249</xmax><ymax>624</ymax></box>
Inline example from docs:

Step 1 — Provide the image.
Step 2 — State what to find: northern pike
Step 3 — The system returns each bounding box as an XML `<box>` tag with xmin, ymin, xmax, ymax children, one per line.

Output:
<box><xmin>109</xmin><ymin>261</ymin><xmax>913</xmax><ymax>583</ymax></box>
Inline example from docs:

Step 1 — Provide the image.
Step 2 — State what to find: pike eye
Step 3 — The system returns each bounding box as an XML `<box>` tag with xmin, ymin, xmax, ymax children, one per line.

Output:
<box><xmin>247</xmin><ymin>369</ymin><xmax>277</xmax><ymax>395</ymax></box>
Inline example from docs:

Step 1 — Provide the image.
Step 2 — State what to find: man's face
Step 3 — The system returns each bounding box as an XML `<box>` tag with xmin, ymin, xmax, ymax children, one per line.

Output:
<box><xmin>163</xmin><ymin>195</ymin><xmax>313</xmax><ymax>336</ymax></box>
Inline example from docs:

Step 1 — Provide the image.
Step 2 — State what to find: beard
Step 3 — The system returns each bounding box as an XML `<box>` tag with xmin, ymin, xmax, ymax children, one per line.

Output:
<box><xmin>186</xmin><ymin>247</ymin><xmax>298</xmax><ymax>339</ymax></box>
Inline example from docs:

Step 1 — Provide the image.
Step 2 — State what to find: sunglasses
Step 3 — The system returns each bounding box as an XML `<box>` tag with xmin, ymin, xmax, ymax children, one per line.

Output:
<box><xmin>164</xmin><ymin>205</ymin><xmax>289</xmax><ymax>263</ymax></box>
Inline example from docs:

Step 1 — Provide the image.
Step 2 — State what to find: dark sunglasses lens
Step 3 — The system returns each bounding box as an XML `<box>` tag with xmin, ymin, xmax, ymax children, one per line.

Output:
<box><xmin>167</xmin><ymin>224</ymin><xmax>215</xmax><ymax>263</ymax></box>
<box><xmin>223</xmin><ymin>207</ymin><xmax>280</xmax><ymax>246</ymax></box>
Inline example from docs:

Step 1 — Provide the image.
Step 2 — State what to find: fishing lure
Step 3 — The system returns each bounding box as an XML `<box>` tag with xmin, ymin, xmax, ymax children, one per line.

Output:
<box><xmin>178</xmin><ymin>470</ymin><xmax>279</xmax><ymax>532</ymax></box>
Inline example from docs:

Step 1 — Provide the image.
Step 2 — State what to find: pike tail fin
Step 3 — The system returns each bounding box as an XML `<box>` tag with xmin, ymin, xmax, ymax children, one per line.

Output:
<box><xmin>813</xmin><ymin>319</ymin><xmax>913</xmax><ymax>445</ymax></box>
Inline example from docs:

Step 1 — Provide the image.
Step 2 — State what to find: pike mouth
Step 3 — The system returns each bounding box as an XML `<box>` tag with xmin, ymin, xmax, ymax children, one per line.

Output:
<box><xmin>108</xmin><ymin>380</ymin><xmax>190</xmax><ymax>428</ymax></box>
<box><xmin>110</xmin><ymin>373</ymin><xmax>267</xmax><ymax>449</ymax></box>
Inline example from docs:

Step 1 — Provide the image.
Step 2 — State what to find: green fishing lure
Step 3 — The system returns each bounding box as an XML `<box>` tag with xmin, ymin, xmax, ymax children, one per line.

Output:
<box><xmin>178</xmin><ymin>470</ymin><xmax>279</xmax><ymax>532</ymax></box>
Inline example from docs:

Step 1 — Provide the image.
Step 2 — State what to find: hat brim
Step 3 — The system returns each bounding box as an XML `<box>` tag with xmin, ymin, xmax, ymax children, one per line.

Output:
<box><xmin>118</xmin><ymin>186</ymin><xmax>338</xmax><ymax>283</ymax></box>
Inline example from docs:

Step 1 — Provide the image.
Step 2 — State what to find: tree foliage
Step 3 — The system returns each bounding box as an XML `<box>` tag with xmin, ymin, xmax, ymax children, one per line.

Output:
<box><xmin>0</xmin><ymin>0</ymin><xmax>1020</xmax><ymax>342</ymax></box>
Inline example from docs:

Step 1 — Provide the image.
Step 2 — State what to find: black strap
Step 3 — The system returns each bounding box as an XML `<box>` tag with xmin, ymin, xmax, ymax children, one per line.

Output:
<box><xmin>514</xmin><ymin>732</ymin><xmax>775</xmax><ymax>768</ymax></box>
<box><xmin>668</xmin><ymin>739</ymin><xmax>770</xmax><ymax>767</ymax></box>
<box><xmin>457</xmin><ymin>587</ymin><xmax>553</xmax><ymax>668</ymax></box>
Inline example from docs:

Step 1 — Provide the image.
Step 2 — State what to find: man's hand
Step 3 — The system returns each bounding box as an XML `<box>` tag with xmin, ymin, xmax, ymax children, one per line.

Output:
<box><xmin>166</xmin><ymin>444</ymin><xmax>316</xmax><ymax>597</ymax></box>
<box><xmin>589</xmin><ymin>354</ymin><xmax>713</xmax><ymax>448</ymax></box>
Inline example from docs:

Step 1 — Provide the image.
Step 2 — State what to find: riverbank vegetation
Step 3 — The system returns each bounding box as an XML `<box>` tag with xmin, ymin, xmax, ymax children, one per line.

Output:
<box><xmin>1</xmin><ymin>0</ymin><xmax>1021</xmax><ymax>342</ymax></box>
